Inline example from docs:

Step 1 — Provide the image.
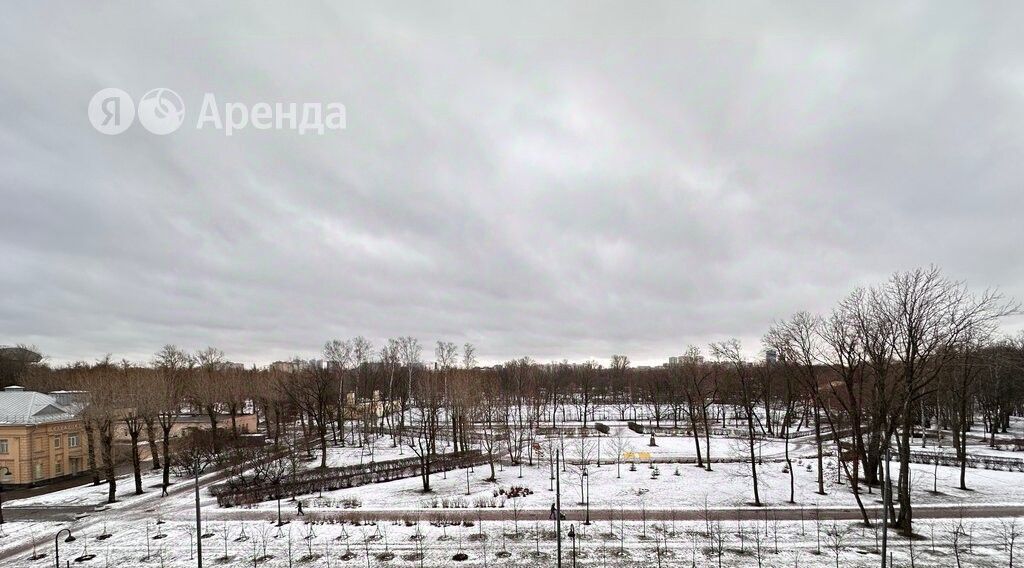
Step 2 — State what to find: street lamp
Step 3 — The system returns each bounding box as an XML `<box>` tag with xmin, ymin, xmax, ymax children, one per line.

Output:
<box><xmin>0</xmin><ymin>465</ymin><xmax>12</xmax><ymax>526</ymax></box>
<box><xmin>583</xmin><ymin>469</ymin><xmax>590</xmax><ymax>526</ymax></box>
<box><xmin>54</xmin><ymin>528</ymin><xmax>75</xmax><ymax>568</ymax></box>
<box><xmin>579</xmin><ymin>466</ymin><xmax>586</xmax><ymax>505</ymax></box>
<box><xmin>549</xmin><ymin>453</ymin><xmax>554</xmax><ymax>492</ymax></box>
<box><xmin>555</xmin><ymin>450</ymin><xmax>562</xmax><ymax>568</ymax></box>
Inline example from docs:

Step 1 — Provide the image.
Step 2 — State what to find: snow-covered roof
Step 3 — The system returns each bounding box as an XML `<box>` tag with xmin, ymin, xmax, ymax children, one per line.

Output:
<box><xmin>0</xmin><ymin>386</ymin><xmax>78</xmax><ymax>425</ymax></box>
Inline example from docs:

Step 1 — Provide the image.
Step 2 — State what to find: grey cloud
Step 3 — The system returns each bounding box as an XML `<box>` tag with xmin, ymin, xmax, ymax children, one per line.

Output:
<box><xmin>2</xmin><ymin>2</ymin><xmax>1022</xmax><ymax>365</ymax></box>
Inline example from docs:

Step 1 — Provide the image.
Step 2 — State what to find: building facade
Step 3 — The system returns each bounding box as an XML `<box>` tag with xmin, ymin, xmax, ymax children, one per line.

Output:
<box><xmin>0</xmin><ymin>385</ymin><xmax>85</xmax><ymax>485</ymax></box>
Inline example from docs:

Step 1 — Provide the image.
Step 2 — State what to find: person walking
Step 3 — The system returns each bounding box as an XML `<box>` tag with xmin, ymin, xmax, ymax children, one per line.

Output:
<box><xmin>549</xmin><ymin>503</ymin><xmax>557</xmax><ymax>520</ymax></box>
<box><xmin>297</xmin><ymin>500</ymin><xmax>305</xmax><ymax>516</ymax></box>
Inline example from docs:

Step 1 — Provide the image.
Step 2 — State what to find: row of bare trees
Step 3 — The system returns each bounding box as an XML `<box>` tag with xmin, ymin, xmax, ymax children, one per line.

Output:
<box><xmin>18</xmin><ymin>268</ymin><xmax>1023</xmax><ymax>539</ymax></box>
<box><xmin>763</xmin><ymin>267</ymin><xmax>1019</xmax><ymax>536</ymax></box>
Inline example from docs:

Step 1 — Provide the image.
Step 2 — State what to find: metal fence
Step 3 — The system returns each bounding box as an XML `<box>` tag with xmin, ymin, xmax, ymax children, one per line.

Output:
<box><xmin>210</xmin><ymin>449</ymin><xmax>487</xmax><ymax>507</ymax></box>
<box><xmin>909</xmin><ymin>449</ymin><xmax>1024</xmax><ymax>472</ymax></box>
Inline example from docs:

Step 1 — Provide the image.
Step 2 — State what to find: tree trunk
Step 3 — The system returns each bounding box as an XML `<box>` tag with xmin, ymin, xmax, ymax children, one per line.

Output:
<box><xmin>691</xmin><ymin>423</ymin><xmax>704</xmax><ymax>468</ymax></box>
<box><xmin>896</xmin><ymin>408</ymin><xmax>914</xmax><ymax>536</ymax></box>
<box><xmin>100</xmin><ymin>421</ymin><xmax>116</xmax><ymax>503</ymax></box>
<box><xmin>161</xmin><ymin>426</ymin><xmax>172</xmax><ymax>495</ymax></box>
<box><xmin>702</xmin><ymin>405</ymin><xmax>713</xmax><ymax>471</ymax></box>
<box><xmin>145</xmin><ymin>418</ymin><xmax>161</xmax><ymax>470</ymax></box>
<box><xmin>746</xmin><ymin>408</ymin><xmax>761</xmax><ymax>506</ymax></box>
<box><xmin>84</xmin><ymin>419</ymin><xmax>101</xmax><ymax>486</ymax></box>
<box><xmin>129</xmin><ymin>430</ymin><xmax>143</xmax><ymax>494</ymax></box>
<box><xmin>785</xmin><ymin>430</ymin><xmax>795</xmax><ymax>503</ymax></box>
<box><xmin>814</xmin><ymin>400</ymin><xmax>825</xmax><ymax>495</ymax></box>
<box><xmin>319</xmin><ymin>426</ymin><xmax>328</xmax><ymax>468</ymax></box>
<box><xmin>206</xmin><ymin>408</ymin><xmax>219</xmax><ymax>454</ymax></box>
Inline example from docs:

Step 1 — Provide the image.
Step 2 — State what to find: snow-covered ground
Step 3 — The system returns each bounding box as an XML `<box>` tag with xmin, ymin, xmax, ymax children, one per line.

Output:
<box><xmin>254</xmin><ymin>450</ymin><xmax>1024</xmax><ymax>515</ymax></box>
<box><xmin>1</xmin><ymin>515</ymin><xmax>1020</xmax><ymax>567</ymax></box>
<box><xmin>4</xmin><ymin>429</ymin><xmax>1024</xmax><ymax>567</ymax></box>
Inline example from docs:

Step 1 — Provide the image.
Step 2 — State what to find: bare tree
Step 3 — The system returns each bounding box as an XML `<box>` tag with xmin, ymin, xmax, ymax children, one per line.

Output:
<box><xmin>711</xmin><ymin>339</ymin><xmax>762</xmax><ymax>506</ymax></box>
<box><xmin>397</xmin><ymin>337</ymin><xmax>423</xmax><ymax>448</ymax></box>
<box><xmin>823</xmin><ymin>522</ymin><xmax>847</xmax><ymax>568</ymax></box>
<box><xmin>119</xmin><ymin>367</ymin><xmax>154</xmax><ymax>495</ymax></box>
<box><xmin>436</xmin><ymin>340</ymin><xmax>459</xmax><ymax>451</ymax></box>
<box><xmin>87</xmin><ymin>369</ymin><xmax>120</xmax><ymax>503</ymax></box>
<box><xmin>680</xmin><ymin>346</ymin><xmax>717</xmax><ymax>470</ymax></box>
<box><xmin>607</xmin><ymin>428</ymin><xmax>633</xmax><ymax>479</ymax></box>
<box><xmin>767</xmin><ymin>312</ymin><xmax>827</xmax><ymax>496</ymax></box>
<box><xmin>194</xmin><ymin>347</ymin><xmax>226</xmax><ymax>453</ymax></box>
<box><xmin>884</xmin><ymin>267</ymin><xmax>1015</xmax><ymax>535</ymax></box>
<box><xmin>323</xmin><ymin>339</ymin><xmax>353</xmax><ymax>445</ymax></box>
<box><xmin>350</xmin><ymin>336</ymin><xmax>373</xmax><ymax>446</ymax></box>
<box><xmin>999</xmin><ymin>518</ymin><xmax>1020</xmax><ymax>568</ymax></box>
<box><xmin>282</xmin><ymin>360</ymin><xmax>335</xmax><ymax>468</ymax></box>
<box><xmin>408</xmin><ymin>366</ymin><xmax>442</xmax><ymax>492</ymax></box>
<box><xmin>379</xmin><ymin>338</ymin><xmax>401</xmax><ymax>442</ymax></box>
<box><xmin>610</xmin><ymin>355</ymin><xmax>632</xmax><ymax>420</ymax></box>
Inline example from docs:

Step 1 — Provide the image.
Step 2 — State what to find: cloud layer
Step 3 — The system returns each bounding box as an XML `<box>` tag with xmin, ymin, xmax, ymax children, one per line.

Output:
<box><xmin>2</xmin><ymin>2</ymin><xmax>1022</xmax><ymax>365</ymax></box>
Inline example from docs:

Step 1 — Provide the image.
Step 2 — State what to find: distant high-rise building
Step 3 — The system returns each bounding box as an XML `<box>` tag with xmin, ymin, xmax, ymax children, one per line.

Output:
<box><xmin>668</xmin><ymin>353</ymin><xmax>703</xmax><ymax>366</ymax></box>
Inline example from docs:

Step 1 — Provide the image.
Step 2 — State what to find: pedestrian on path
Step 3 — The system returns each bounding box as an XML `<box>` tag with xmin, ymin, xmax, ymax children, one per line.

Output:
<box><xmin>549</xmin><ymin>503</ymin><xmax>556</xmax><ymax>520</ymax></box>
<box><xmin>297</xmin><ymin>500</ymin><xmax>305</xmax><ymax>516</ymax></box>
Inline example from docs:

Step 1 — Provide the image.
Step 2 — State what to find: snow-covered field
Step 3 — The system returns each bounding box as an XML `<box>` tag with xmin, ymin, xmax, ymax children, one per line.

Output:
<box><xmin>2</xmin><ymin>515</ymin><xmax>1020</xmax><ymax>567</ymax></box>
<box><xmin>4</xmin><ymin>429</ymin><xmax>1024</xmax><ymax>567</ymax></box>
<box><xmin>259</xmin><ymin>428</ymin><xmax>1024</xmax><ymax>514</ymax></box>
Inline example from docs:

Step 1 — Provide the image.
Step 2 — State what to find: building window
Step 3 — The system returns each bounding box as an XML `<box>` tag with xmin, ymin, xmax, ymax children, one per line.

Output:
<box><xmin>0</xmin><ymin>439</ymin><xmax>8</xmax><ymax>454</ymax></box>
<box><xmin>68</xmin><ymin>434</ymin><xmax>80</xmax><ymax>448</ymax></box>
<box><xmin>34</xmin><ymin>462</ymin><xmax>43</xmax><ymax>479</ymax></box>
<box><xmin>55</xmin><ymin>461</ymin><xmax>63</xmax><ymax>474</ymax></box>
<box><xmin>54</xmin><ymin>435</ymin><xmax>62</xmax><ymax>448</ymax></box>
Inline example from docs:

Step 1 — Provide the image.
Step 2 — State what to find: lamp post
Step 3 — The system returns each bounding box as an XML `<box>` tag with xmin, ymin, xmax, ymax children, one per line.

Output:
<box><xmin>0</xmin><ymin>465</ymin><xmax>12</xmax><ymax>525</ymax></box>
<box><xmin>555</xmin><ymin>450</ymin><xmax>562</xmax><ymax>568</ymax></box>
<box><xmin>549</xmin><ymin>452</ymin><xmax>554</xmax><ymax>492</ymax></box>
<box><xmin>54</xmin><ymin>528</ymin><xmax>75</xmax><ymax>568</ymax></box>
<box><xmin>579</xmin><ymin>466</ymin><xmax>586</xmax><ymax>505</ymax></box>
<box><xmin>193</xmin><ymin>464</ymin><xmax>204</xmax><ymax>568</ymax></box>
<box><xmin>583</xmin><ymin>469</ymin><xmax>590</xmax><ymax>526</ymax></box>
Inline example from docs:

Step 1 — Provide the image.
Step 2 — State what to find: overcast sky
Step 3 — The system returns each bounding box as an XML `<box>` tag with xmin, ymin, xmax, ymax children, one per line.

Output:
<box><xmin>2</xmin><ymin>2</ymin><xmax>1022</xmax><ymax>366</ymax></box>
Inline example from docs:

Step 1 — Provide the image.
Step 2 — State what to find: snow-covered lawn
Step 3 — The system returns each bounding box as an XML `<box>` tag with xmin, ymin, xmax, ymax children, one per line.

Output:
<box><xmin>12</xmin><ymin>432</ymin><xmax>1022</xmax><ymax>515</ymax></box>
<box><xmin>5</xmin><ymin>431</ymin><xmax>1024</xmax><ymax>567</ymax></box>
<box><xmin>1</xmin><ymin>515</ymin><xmax>1018</xmax><ymax>567</ymax></box>
<box><xmin>243</xmin><ymin>437</ymin><xmax>1024</xmax><ymax>515</ymax></box>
